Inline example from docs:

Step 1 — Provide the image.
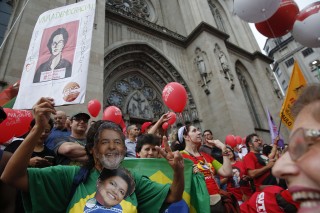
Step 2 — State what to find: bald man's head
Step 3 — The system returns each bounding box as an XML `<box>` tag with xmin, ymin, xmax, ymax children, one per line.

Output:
<box><xmin>54</xmin><ymin>111</ymin><xmax>67</xmax><ymax>129</ymax></box>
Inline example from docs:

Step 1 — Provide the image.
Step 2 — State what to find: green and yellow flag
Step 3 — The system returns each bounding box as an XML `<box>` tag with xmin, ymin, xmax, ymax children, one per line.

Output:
<box><xmin>122</xmin><ymin>158</ymin><xmax>210</xmax><ymax>213</ymax></box>
<box><xmin>280</xmin><ymin>61</ymin><xmax>307</xmax><ymax>129</ymax></box>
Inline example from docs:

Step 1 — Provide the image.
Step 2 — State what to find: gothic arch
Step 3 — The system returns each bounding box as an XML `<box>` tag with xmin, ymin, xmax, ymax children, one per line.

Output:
<box><xmin>207</xmin><ymin>0</ymin><xmax>236</xmax><ymax>43</ymax></box>
<box><xmin>235</xmin><ymin>61</ymin><xmax>264</xmax><ymax>128</ymax></box>
<box><xmin>104</xmin><ymin>43</ymin><xmax>200</xmax><ymax>124</ymax></box>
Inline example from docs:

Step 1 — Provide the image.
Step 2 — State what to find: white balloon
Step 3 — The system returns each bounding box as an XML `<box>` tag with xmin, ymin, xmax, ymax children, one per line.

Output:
<box><xmin>292</xmin><ymin>2</ymin><xmax>320</xmax><ymax>48</ymax></box>
<box><xmin>234</xmin><ymin>0</ymin><xmax>281</xmax><ymax>23</ymax></box>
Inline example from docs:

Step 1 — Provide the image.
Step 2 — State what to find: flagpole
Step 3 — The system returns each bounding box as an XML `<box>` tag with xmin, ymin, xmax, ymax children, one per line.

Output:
<box><xmin>278</xmin><ymin>113</ymin><xmax>282</xmax><ymax>136</ymax></box>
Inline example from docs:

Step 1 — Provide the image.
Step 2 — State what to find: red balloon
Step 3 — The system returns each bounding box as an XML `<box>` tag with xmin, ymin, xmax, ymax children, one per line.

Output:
<box><xmin>102</xmin><ymin>106</ymin><xmax>122</xmax><ymax>124</ymax></box>
<box><xmin>242</xmin><ymin>137</ymin><xmax>247</xmax><ymax>145</ymax></box>
<box><xmin>255</xmin><ymin>0</ymin><xmax>299</xmax><ymax>38</ymax></box>
<box><xmin>87</xmin><ymin>99</ymin><xmax>101</xmax><ymax>117</ymax></box>
<box><xmin>119</xmin><ymin>119</ymin><xmax>126</xmax><ymax>129</ymax></box>
<box><xmin>167</xmin><ymin>112</ymin><xmax>177</xmax><ymax>125</ymax></box>
<box><xmin>162</xmin><ymin>122</ymin><xmax>169</xmax><ymax>130</ymax></box>
<box><xmin>162</xmin><ymin>82</ymin><xmax>187</xmax><ymax>113</ymax></box>
<box><xmin>225</xmin><ymin>135</ymin><xmax>237</xmax><ymax>148</ymax></box>
<box><xmin>235</xmin><ymin>136</ymin><xmax>242</xmax><ymax>145</ymax></box>
<box><xmin>0</xmin><ymin>108</ymin><xmax>16</xmax><ymax>144</ymax></box>
<box><xmin>14</xmin><ymin>110</ymin><xmax>33</xmax><ymax>137</ymax></box>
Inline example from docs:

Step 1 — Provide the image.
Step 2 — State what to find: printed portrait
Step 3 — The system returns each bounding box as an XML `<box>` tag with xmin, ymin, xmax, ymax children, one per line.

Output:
<box><xmin>33</xmin><ymin>21</ymin><xmax>79</xmax><ymax>83</ymax></box>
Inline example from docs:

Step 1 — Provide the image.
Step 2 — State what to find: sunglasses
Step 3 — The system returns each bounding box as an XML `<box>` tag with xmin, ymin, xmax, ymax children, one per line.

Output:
<box><xmin>289</xmin><ymin>128</ymin><xmax>320</xmax><ymax>161</ymax></box>
<box><xmin>72</xmin><ymin>117</ymin><xmax>89</xmax><ymax>123</ymax></box>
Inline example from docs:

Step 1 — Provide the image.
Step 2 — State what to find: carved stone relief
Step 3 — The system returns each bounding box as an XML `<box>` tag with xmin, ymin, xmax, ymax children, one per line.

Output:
<box><xmin>214</xmin><ymin>44</ymin><xmax>234</xmax><ymax>89</ymax></box>
<box><xmin>104</xmin><ymin>44</ymin><xmax>200</xmax><ymax>123</ymax></box>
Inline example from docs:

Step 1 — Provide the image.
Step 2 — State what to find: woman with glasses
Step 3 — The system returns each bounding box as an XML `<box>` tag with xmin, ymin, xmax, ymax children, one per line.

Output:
<box><xmin>272</xmin><ymin>84</ymin><xmax>320</xmax><ymax>213</ymax></box>
<box><xmin>33</xmin><ymin>27</ymin><xmax>72</xmax><ymax>83</ymax></box>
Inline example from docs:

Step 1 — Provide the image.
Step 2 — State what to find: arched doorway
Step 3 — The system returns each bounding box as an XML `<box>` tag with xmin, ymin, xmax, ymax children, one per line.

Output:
<box><xmin>104</xmin><ymin>43</ymin><xmax>200</xmax><ymax>127</ymax></box>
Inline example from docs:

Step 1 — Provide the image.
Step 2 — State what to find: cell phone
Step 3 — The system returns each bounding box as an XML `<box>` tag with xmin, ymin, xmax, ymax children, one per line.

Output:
<box><xmin>44</xmin><ymin>156</ymin><xmax>54</xmax><ymax>163</ymax></box>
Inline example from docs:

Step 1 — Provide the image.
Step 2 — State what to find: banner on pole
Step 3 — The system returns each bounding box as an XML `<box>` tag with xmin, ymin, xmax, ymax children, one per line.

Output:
<box><xmin>266</xmin><ymin>108</ymin><xmax>284</xmax><ymax>148</ymax></box>
<box><xmin>14</xmin><ymin>0</ymin><xmax>96</xmax><ymax>109</ymax></box>
<box><xmin>279</xmin><ymin>61</ymin><xmax>307</xmax><ymax>129</ymax></box>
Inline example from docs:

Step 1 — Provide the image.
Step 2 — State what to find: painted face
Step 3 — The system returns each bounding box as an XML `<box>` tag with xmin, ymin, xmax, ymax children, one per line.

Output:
<box><xmin>96</xmin><ymin>176</ymin><xmax>128</xmax><ymax>208</ymax></box>
<box><xmin>94</xmin><ymin>129</ymin><xmax>126</xmax><ymax>170</ymax></box>
<box><xmin>51</xmin><ymin>34</ymin><xmax>64</xmax><ymax>56</ymax></box>
<box><xmin>250</xmin><ymin>136</ymin><xmax>263</xmax><ymax>152</ymax></box>
<box><xmin>186</xmin><ymin>126</ymin><xmax>202</xmax><ymax>144</ymax></box>
<box><xmin>272</xmin><ymin>105</ymin><xmax>320</xmax><ymax>212</ymax></box>
<box><xmin>137</xmin><ymin>144</ymin><xmax>158</xmax><ymax>158</ymax></box>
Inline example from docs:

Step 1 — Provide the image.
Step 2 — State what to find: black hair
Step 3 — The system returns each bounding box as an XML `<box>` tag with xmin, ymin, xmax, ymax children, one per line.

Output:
<box><xmin>0</xmin><ymin>106</ymin><xmax>7</xmax><ymax>121</ymax></box>
<box><xmin>47</xmin><ymin>27</ymin><xmax>69</xmax><ymax>54</ymax></box>
<box><xmin>262</xmin><ymin>145</ymin><xmax>273</xmax><ymax>156</ymax></box>
<box><xmin>98</xmin><ymin>167</ymin><xmax>135</xmax><ymax>198</ymax></box>
<box><xmin>202</xmin><ymin>129</ymin><xmax>212</xmax><ymax>136</ymax></box>
<box><xmin>226</xmin><ymin>145</ymin><xmax>236</xmax><ymax>161</ymax></box>
<box><xmin>245</xmin><ymin>133</ymin><xmax>258</xmax><ymax>151</ymax></box>
<box><xmin>135</xmin><ymin>134</ymin><xmax>161</xmax><ymax>153</ymax></box>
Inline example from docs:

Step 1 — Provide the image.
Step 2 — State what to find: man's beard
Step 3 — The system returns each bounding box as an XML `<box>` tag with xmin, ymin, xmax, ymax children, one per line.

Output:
<box><xmin>97</xmin><ymin>152</ymin><xmax>125</xmax><ymax>170</ymax></box>
<box><xmin>254</xmin><ymin>145</ymin><xmax>263</xmax><ymax>152</ymax></box>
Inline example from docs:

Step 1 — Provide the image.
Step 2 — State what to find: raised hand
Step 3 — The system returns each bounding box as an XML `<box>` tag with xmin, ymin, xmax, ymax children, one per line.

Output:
<box><xmin>32</xmin><ymin>97</ymin><xmax>56</xmax><ymax>128</ymax></box>
<box><xmin>156</xmin><ymin>136</ymin><xmax>184</xmax><ymax>172</ymax></box>
<box><xmin>207</xmin><ymin>139</ymin><xmax>226</xmax><ymax>151</ymax></box>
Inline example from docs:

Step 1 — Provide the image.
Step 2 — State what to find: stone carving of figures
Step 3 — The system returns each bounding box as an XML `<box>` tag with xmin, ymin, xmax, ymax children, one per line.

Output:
<box><xmin>215</xmin><ymin>44</ymin><xmax>234</xmax><ymax>89</ymax></box>
<box><xmin>194</xmin><ymin>47</ymin><xmax>208</xmax><ymax>86</ymax></box>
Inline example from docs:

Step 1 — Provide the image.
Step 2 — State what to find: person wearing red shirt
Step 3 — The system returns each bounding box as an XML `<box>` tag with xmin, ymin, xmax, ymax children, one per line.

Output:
<box><xmin>178</xmin><ymin>125</ymin><xmax>232</xmax><ymax>213</ymax></box>
<box><xmin>224</xmin><ymin>146</ymin><xmax>253</xmax><ymax>204</ymax></box>
<box><xmin>243</xmin><ymin>133</ymin><xmax>276</xmax><ymax>192</ymax></box>
<box><xmin>240</xmin><ymin>185</ymin><xmax>299</xmax><ymax>213</ymax></box>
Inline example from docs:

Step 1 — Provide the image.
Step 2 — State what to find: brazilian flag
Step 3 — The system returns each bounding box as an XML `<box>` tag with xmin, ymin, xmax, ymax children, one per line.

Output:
<box><xmin>122</xmin><ymin>158</ymin><xmax>210</xmax><ymax>213</ymax></box>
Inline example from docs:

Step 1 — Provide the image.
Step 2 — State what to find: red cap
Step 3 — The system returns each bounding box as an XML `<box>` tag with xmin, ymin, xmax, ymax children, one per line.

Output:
<box><xmin>141</xmin><ymin>122</ymin><xmax>152</xmax><ymax>134</ymax></box>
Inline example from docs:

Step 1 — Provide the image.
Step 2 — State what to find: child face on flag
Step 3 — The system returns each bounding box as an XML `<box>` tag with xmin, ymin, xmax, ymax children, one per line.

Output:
<box><xmin>272</xmin><ymin>103</ymin><xmax>320</xmax><ymax>212</ymax></box>
<box><xmin>96</xmin><ymin>176</ymin><xmax>128</xmax><ymax>208</ymax></box>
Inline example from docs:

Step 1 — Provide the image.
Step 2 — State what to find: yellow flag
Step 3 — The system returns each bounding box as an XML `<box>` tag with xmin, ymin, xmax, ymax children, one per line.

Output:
<box><xmin>280</xmin><ymin>61</ymin><xmax>307</xmax><ymax>129</ymax></box>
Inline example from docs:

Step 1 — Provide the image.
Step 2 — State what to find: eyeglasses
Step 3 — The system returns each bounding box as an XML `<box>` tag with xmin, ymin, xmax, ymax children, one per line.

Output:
<box><xmin>52</xmin><ymin>40</ymin><xmax>64</xmax><ymax>47</ymax></box>
<box><xmin>72</xmin><ymin>117</ymin><xmax>89</xmax><ymax>123</ymax></box>
<box><xmin>289</xmin><ymin>128</ymin><xmax>320</xmax><ymax>161</ymax></box>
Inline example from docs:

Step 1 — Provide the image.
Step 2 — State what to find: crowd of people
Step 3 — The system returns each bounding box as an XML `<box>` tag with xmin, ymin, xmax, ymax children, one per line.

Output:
<box><xmin>0</xmin><ymin>83</ymin><xmax>320</xmax><ymax>212</ymax></box>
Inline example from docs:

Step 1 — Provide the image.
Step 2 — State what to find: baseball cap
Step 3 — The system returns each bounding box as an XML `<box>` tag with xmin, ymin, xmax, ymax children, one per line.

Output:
<box><xmin>71</xmin><ymin>112</ymin><xmax>90</xmax><ymax>121</ymax></box>
<box><xmin>141</xmin><ymin>122</ymin><xmax>152</xmax><ymax>134</ymax></box>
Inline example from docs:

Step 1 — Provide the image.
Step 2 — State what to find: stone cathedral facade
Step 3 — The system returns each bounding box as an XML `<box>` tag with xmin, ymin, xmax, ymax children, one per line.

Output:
<box><xmin>0</xmin><ymin>0</ymin><xmax>288</xmax><ymax>141</ymax></box>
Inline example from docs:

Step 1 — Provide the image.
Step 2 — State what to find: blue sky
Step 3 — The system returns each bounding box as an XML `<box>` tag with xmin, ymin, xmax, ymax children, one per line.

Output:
<box><xmin>249</xmin><ymin>0</ymin><xmax>318</xmax><ymax>51</ymax></box>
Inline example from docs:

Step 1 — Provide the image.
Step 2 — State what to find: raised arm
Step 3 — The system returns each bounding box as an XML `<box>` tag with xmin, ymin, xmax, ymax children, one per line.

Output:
<box><xmin>147</xmin><ymin>112</ymin><xmax>170</xmax><ymax>135</ymax></box>
<box><xmin>1</xmin><ymin>98</ymin><xmax>55</xmax><ymax>192</ymax></box>
<box><xmin>156</xmin><ymin>136</ymin><xmax>184</xmax><ymax>203</ymax></box>
<box><xmin>207</xmin><ymin>139</ymin><xmax>232</xmax><ymax>177</ymax></box>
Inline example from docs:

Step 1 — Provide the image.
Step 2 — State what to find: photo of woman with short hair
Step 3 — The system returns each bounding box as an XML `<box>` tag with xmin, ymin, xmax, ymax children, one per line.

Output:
<box><xmin>84</xmin><ymin>167</ymin><xmax>135</xmax><ymax>212</ymax></box>
<box><xmin>33</xmin><ymin>27</ymin><xmax>72</xmax><ymax>83</ymax></box>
